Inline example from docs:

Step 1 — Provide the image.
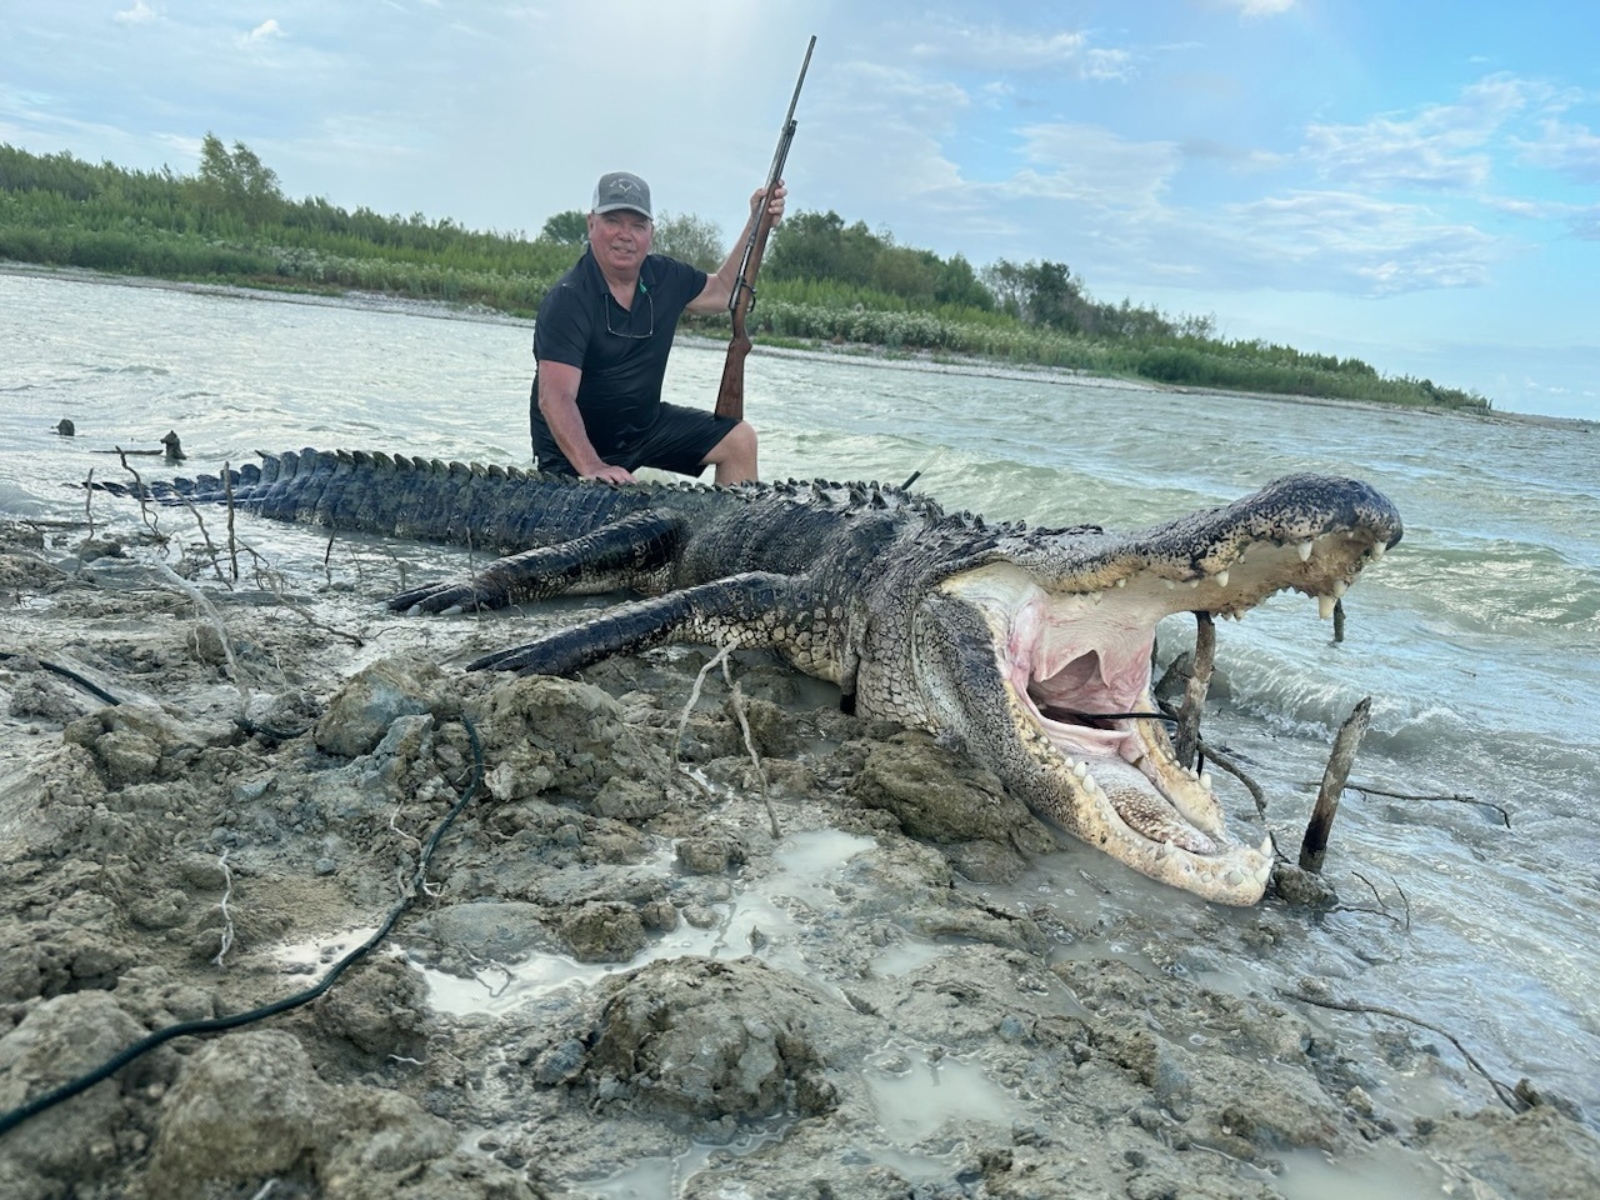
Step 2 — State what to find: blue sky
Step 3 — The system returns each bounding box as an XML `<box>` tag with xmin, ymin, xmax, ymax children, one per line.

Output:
<box><xmin>3</xmin><ymin>1</ymin><xmax>1598</xmax><ymax>420</ymax></box>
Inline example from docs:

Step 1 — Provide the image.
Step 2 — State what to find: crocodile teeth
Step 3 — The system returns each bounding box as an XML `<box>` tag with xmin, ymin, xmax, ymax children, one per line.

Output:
<box><xmin>1332</xmin><ymin>579</ymin><xmax>1348</xmax><ymax>597</ymax></box>
<box><xmin>1215</xmin><ymin>570</ymin><xmax>1230</xmax><ymax>588</ymax></box>
<box><xmin>1115</xmin><ymin>578</ymin><xmax>1127</xmax><ymax>588</ymax></box>
<box><xmin>1297</xmin><ymin>540</ymin><xmax>1314</xmax><ymax>562</ymax></box>
<box><xmin>1073</xmin><ymin>762</ymin><xmax>1088</xmax><ymax>780</ymax></box>
<box><xmin>1370</xmin><ymin>541</ymin><xmax>1386</xmax><ymax>560</ymax></box>
<box><xmin>1318</xmin><ymin>594</ymin><xmax>1337</xmax><ymax>620</ymax></box>
<box><xmin>1259</xmin><ymin>834</ymin><xmax>1273</xmax><ymax>857</ymax></box>
<box><xmin>1200</xmin><ymin>772</ymin><xmax>1213</xmax><ymax>791</ymax></box>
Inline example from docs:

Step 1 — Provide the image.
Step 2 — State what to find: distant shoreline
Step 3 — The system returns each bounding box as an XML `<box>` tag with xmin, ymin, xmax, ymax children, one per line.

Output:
<box><xmin>6</xmin><ymin>261</ymin><xmax>1593</xmax><ymax>434</ymax></box>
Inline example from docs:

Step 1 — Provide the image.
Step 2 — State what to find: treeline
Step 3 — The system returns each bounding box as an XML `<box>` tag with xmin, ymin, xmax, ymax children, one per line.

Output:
<box><xmin>0</xmin><ymin>137</ymin><xmax>577</xmax><ymax>311</ymax></box>
<box><xmin>0</xmin><ymin>139</ymin><xmax>1490</xmax><ymax>411</ymax></box>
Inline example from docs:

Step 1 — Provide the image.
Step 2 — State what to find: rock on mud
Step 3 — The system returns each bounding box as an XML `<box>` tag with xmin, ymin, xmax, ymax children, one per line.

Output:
<box><xmin>142</xmin><ymin>1028</ymin><xmax>532</xmax><ymax>1200</ymax></box>
<box><xmin>582</xmin><ymin>956</ymin><xmax>842</xmax><ymax>1124</ymax></box>
<box><xmin>314</xmin><ymin>656</ymin><xmax>450</xmax><ymax>758</ymax></box>
<box><xmin>474</xmin><ymin>673</ymin><xmax>669</xmax><ymax>803</ymax></box>
<box><xmin>0</xmin><ymin>992</ymin><xmax>150</xmax><ymax>1194</ymax></box>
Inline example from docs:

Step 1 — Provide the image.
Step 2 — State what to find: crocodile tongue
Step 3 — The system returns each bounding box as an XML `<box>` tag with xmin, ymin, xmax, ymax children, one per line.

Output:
<box><xmin>1090</xmin><ymin>758</ymin><xmax>1219</xmax><ymax>855</ymax></box>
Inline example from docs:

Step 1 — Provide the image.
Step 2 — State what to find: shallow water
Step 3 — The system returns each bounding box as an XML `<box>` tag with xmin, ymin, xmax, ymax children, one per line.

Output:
<box><xmin>4</xmin><ymin>269</ymin><xmax>1598</xmax><ymax>1153</ymax></box>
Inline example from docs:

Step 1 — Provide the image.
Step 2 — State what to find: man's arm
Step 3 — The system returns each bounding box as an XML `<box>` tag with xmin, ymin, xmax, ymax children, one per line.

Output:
<box><xmin>537</xmin><ymin>360</ymin><xmax>636</xmax><ymax>484</ymax></box>
<box><xmin>686</xmin><ymin>182</ymin><xmax>787</xmax><ymax>315</ymax></box>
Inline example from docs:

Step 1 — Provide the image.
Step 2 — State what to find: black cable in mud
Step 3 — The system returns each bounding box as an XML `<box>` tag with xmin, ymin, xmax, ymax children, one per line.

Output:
<box><xmin>0</xmin><ymin>650</ymin><xmax>124</xmax><ymax>708</ymax></box>
<box><xmin>0</xmin><ymin>716</ymin><xmax>485</xmax><ymax>1139</ymax></box>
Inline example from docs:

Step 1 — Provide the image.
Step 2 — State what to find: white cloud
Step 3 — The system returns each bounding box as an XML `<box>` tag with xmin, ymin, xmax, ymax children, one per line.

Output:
<box><xmin>1181</xmin><ymin>138</ymin><xmax>1286</xmax><ymax>172</ymax></box>
<box><xmin>1305</xmin><ymin>119</ymin><xmax>1493</xmax><ymax>190</ymax></box>
<box><xmin>1513</xmin><ymin>118</ymin><xmax>1600</xmax><ymax>183</ymax></box>
<box><xmin>115</xmin><ymin>2</ymin><xmax>157</xmax><ymax>24</ymax></box>
<box><xmin>1224</xmin><ymin>190</ymin><xmax>1503</xmax><ymax>293</ymax></box>
<box><xmin>1216</xmin><ymin>0</ymin><xmax>1297</xmax><ymax>17</ymax></box>
<box><xmin>910</xmin><ymin>22</ymin><xmax>1133</xmax><ymax>80</ymax></box>
<box><xmin>245</xmin><ymin>19</ymin><xmax>284</xmax><ymax>43</ymax></box>
<box><xmin>1569</xmin><ymin>206</ymin><xmax>1600</xmax><ymax>240</ymax></box>
<box><xmin>1010</xmin><ymin>123</ymin><xmax>1180</xmax><ymax>212</ymax></box>
<box><xmin>1303</xmin><ymin>74</ymin><xmax>1539</xmax><ymax>190</ymax></box>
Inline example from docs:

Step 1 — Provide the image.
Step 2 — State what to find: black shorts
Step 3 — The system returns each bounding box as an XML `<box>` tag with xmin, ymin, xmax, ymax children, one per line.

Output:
<box><xmin>531</xmin><ymin>397</ymin><xmax>738</xmax><ymax>479</ymax></box>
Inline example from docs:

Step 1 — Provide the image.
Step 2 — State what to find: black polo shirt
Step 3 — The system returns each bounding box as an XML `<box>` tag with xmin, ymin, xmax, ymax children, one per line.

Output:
<box><xmin>532</xmin><ymin>248</ymin><xmax>708</xmax><ymax>456</ymax></box>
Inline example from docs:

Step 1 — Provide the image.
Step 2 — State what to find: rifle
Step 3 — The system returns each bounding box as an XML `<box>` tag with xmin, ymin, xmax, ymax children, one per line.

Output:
<box><xmin>714</xmin><ymin>35</ymin><xmax>816</xmax><ymax>422</ymax></box>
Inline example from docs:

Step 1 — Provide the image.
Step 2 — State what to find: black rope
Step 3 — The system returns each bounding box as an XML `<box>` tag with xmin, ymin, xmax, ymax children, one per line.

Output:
<box><xmin>0</xmin><ymin>650</ymin><xmax>124</xmax><ymax>708</ymax></box>
<box><xmin>0</xmin><ymin>715</ymin><xmax>484</xmax><ymax>1139</ymax></box>
<box><xmin>232</xmin><ymin>717</ymin><xmax>311</xmax><ymax>743</ymax></box>
<box><xmin>0</xmin><ymin>650</ymin><xmax>316</xmax><ymax>741</ymax></box>
<box><xmin>1039</xmin><ymin>707</ymin><xmax>1177</xmax><ymax>725</ymax></box>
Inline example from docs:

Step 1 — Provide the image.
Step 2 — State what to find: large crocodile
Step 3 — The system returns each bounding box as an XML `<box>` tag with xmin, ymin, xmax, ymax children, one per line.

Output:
<box><xmin>101</xmin><ymin>449</ymin><xmax>1402</xmax><ymax>905</ymax></box>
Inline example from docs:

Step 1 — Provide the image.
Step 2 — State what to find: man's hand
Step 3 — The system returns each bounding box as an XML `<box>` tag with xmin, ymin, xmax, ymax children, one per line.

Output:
<box><xmin>750</xmin><ymin>180</ymin><xmax>787</xmax><ymax>224</ymax></box>
<box><xmin>582</xmin><ymin>463</ymin><xmax>637</xmax><ymax>485</ymax></box>
<box><xmin>689</xmin><ymin>182</ymin><xmax>791</xmax><ymax>315</ymax></box>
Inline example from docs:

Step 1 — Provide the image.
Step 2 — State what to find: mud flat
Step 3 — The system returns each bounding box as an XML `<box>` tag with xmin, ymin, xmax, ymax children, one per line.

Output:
<box><xmin>1</xmin><ymin>517</ymin><xmax>1597</xmax><ymax>1200</ymax></box>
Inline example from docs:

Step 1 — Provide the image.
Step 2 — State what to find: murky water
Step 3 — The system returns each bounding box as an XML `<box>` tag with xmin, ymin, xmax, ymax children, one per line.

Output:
<box><xmin>4</xmin><ymin>269</ymin><xmax>1598</xmax><ymax>1184</ymax></box>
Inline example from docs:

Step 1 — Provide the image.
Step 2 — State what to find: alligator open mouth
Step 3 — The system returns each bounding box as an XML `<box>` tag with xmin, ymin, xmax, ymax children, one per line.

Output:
<box><xmin>939</xmin><ymin>509</ymin><xmax>1397</xmax><ymax>905</ymax></box>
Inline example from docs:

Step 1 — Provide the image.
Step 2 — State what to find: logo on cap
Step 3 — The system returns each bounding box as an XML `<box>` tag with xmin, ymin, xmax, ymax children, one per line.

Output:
<box><xmin>592</xmin><ymin>172</ymin><xmax>653</xmax><ymax>220</ymax></box>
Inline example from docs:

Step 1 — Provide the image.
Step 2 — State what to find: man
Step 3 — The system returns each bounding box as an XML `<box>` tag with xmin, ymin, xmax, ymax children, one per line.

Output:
<box><xmin>530</xmin><ymin>171</ymin><xmax>786</xmax><ymax>485</ymax></box>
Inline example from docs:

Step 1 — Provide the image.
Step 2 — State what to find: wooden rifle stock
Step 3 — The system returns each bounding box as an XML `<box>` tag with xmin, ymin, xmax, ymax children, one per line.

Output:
<box><xmin>714</xmin><ymin>219</ymin><xmax>775</xmax><ymax>421</ymax></box>
<box><xmin>714</xmin><ymin>35</ymin><xmax>815</xmax><ymax>423</ymax></box>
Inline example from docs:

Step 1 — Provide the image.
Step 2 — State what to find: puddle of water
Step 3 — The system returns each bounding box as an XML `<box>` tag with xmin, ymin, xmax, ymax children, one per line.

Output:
<box><xmin>870</xmin><ymin>940</ymin><xmax>946</xmax><ymax>978</ymax></box>
<box><xmin>417</xmin><ymin>953</ymin><xmax>616</xmax><ymax>1018</ymax></box>
<box><xmin>861</xmin><ymin>1052</ymin><xmax>1024</xmax><ymax>1148</ymax></box>
<box><xmin>1274</xmin><ymin>1142</ymin><xmax>1455</xmax><ymax>1199</ymax></box>
<box><xmin>410</xmin><ymin>827</ymin><xmax>895</xmax><ymax>1017</ymax></box>
<box><xmin>575</xmin><ymin>1122</ymin><xmax>788</xmax><ymax>1199</ymax></box>
<box><xmin>273</xmin><ymin>926</ymin><xmax>379</xmax><ymax>974</ymax></box>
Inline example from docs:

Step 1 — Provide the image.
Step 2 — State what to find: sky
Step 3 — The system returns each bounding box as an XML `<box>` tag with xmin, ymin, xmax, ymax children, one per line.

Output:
<box><xmin>3</xmin><ymin>1</ymin><xmax>1598</xmax><ymax>420</ymax></box>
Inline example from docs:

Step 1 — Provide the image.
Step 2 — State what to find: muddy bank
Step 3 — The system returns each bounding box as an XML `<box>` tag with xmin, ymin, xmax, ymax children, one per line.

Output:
<box><xmin>1</xmin><ymin>518</ymin><xmax>1597</xmax><ymax>1200</ymax></box>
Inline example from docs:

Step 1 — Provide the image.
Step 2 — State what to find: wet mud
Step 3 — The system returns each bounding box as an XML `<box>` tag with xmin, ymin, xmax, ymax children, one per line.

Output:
<box><xmin>1</xmin><ymin>519</ymin><xmax>1597</xmax><ymax>1199</ymax></box>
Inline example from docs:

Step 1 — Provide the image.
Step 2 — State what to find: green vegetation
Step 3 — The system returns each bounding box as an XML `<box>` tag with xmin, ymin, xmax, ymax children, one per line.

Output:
<box><xmin>0</xmin><ymin>138</ymin><xmax>1490</xmax><ymax>412</ymax></box>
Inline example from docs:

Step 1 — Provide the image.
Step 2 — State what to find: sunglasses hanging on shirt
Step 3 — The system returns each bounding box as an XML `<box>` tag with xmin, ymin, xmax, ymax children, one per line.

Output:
<box><xmin>603</xmin><ymin>287</ymin><xmax>654</xmax><ymax>340</ymax></box>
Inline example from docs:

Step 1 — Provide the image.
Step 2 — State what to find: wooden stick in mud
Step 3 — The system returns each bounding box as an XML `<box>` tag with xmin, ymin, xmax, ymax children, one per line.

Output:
<box><xmin>1298</xmin><ymin>696</ymin><xmax>1372</xmax><ymax>872</ymax></box>
<box><xmin>1277</xmin><ymin>987</ymin><xmax>1525</xmax><ymax>1112</ymax></box>
<box><xmin>1194</xmin><ymin>739</ymin><xmax>1269</xmax><ymax>820</ymax></box>
<box><xmin>115</xmin><ymin>447</ymin><xmax>160</xmax><ymax>538</ymax></box>
<box><xmin>223</xmin><ymin>461</ymin><xmax>239</xmax><ymax>583</ymax></box>
<box><xmin>1174</xmin><ymin>611</ymin><xmax>1215</xmax><ymax>770</ymax></box>
<box><xmin>1355</xmin><ymin>783</ymin><xmax>1510</xmax><ymax>829</ymax></box>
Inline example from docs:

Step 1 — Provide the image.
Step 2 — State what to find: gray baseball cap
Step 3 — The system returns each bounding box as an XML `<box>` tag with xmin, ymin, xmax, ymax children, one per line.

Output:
<box><xmin>591</xmin><ymin>171</ymin><xmax>652</xmax><ymax>219</ymax></box>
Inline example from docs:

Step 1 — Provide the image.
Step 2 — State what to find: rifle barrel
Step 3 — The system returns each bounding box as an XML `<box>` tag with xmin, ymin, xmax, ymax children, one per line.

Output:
<box><xmin>716</xmin><ymin>36</ymin><xmax>815</xmax><ymax>423</ymax></box>
<box><xmin>731</xmin><ymin>35</ymin><xmax>816</xmax><ymax>313</ymax></box>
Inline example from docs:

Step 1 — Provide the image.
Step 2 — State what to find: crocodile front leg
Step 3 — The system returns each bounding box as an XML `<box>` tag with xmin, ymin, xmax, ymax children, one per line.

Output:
<box><xmin>468</xmin><ymin>571</ymin><xmax>813</xmax><ymax>675</ymax></box>
<box><xmin>388</xmin><ymin>512</ymin><xmax>684</xmax><ymax>614</ymax></box>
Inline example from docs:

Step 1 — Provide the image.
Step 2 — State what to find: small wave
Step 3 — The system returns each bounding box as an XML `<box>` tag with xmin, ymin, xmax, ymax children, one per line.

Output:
<box><xmin>91</xmin><ymin>363</ymin><xmax>172</xmax><ymax>378</ymax></box>
<box><xmin>0</xmin><ymin>481</ymin><xmax>56</xmax><ymax>516</ymax></box>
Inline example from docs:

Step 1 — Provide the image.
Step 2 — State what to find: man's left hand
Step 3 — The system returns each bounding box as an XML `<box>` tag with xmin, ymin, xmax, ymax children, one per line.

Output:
<box><xmin>750</xmin><ymin>181</ymin><xmax>786</xmax><ymax>224</ymax></box>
